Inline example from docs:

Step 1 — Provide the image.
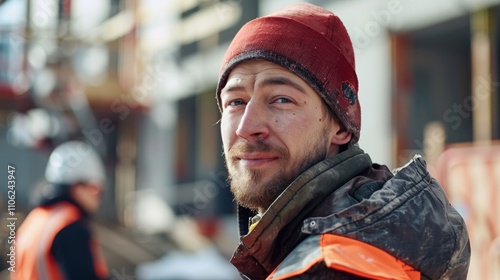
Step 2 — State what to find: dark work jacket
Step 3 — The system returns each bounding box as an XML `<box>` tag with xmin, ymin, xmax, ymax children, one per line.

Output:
<box><xmin>231</xmin><ymin>147</ymin><xmax>470</xmax><ymax>280</ymax></box>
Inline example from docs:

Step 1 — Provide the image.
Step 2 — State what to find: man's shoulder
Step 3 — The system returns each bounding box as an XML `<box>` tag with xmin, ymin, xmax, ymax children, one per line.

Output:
<box><xmin>390</xmin><ymin>154</ymin><xmax>429</xmax><ymax>177</ymax></box>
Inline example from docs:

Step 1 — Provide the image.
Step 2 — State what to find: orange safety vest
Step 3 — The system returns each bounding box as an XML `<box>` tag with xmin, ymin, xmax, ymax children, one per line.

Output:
<box><xmin>267</xmin><ymin>234</ymin><xmax>421</xmax><ymax>280</ymax></box>
<box><xmin>13</xmin><ymin>202</ymin><xmax>109</xmax><ymax>280</ymax></box>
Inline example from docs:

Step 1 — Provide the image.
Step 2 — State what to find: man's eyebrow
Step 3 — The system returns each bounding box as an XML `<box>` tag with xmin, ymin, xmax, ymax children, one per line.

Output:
<box><xmin>221</xmin><ymin>76</ymin><xmax>306</xmax><ymax>95</ymax></box>
<box><xmin>221</xmin><ymin>84</ymin><xmax>246</xmax><ymax>94</ymax></box>
<box><xmin>259</xmin><ymin>76</ymin><xmax>306</xmax><ymax>93</ymax></box>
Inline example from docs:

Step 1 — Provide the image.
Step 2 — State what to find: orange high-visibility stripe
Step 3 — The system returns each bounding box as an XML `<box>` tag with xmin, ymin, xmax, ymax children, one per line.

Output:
<box><xmin>13</xmin><ymin>202</ymin><xmax>109</xmax><ymax>280</ymax></box>
<box><xmin>320</xmin><ymin>234</ymin><xmax>420</xmax><ymax>280</ymax></box>
<box><xmin>267</xmin><ymin>253</ymin><xmax>323</xmax><ymax>280</ymax></box>
<box><xmin>268</xmin><ymin>234</ymin><xmax>420</xmax><ymax>280</ymax></box>
<box><xmin>91</xmin><ymin>238</ymin><xmax>110</xmax><ymax>278</ymax></box>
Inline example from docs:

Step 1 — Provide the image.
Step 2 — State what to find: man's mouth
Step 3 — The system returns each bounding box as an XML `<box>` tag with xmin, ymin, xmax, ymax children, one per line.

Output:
<box><xmin>235</xmin><ymin>153</ymin><xmax>280</xmax><ymax>169</ymax></box>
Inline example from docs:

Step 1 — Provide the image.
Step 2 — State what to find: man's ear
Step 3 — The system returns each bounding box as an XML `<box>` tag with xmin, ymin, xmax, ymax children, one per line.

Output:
<box><xmin>330</xmin><ymin>121</ymin><xmax>352</xmax><ymax>146</ymax></box>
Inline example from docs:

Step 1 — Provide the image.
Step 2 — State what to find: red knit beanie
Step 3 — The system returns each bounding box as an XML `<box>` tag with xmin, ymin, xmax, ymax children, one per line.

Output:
<box><xmin>216</xmin><ymin>3</ymin><xmax>360</xmax><ymax>145</ymax></box>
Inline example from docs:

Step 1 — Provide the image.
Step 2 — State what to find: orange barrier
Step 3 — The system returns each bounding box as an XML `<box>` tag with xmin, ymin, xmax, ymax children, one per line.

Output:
<box><xmin>435</xmin><ymin>142</ymin><xmax>500</xmax><ymax>280</ymax></box>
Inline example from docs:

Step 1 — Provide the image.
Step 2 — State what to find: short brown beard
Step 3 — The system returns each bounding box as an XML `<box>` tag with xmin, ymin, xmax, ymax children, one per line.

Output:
<box><xmin>225</xmin><ymin>134</ymin><xmax>329</xmax><ymax>212</ymax></box>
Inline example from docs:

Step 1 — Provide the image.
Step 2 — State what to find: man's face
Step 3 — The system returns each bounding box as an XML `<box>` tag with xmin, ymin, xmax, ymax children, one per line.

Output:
<box><xmin>220</xmin><ymin>60</ymin><xmax>340</xmax><ymax>212</ymax></box>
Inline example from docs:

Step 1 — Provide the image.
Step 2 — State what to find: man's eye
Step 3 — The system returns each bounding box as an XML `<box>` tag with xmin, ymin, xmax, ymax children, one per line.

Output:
<box><xmin>228</xmin><ymin>99</ymin><xmax>245</xmax><ymax>106</ymax></box>
<box><xmin>274</xmin><ymin>97</ymin><xmax>293</xmax><ymax>104</ymax></box>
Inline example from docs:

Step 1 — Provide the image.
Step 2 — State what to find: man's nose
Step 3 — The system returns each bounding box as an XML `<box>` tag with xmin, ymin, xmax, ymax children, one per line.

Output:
<box><xmin>235</xmin><ymin>101</ymin><xmax>269</xmax><ymax>141</ymax></box>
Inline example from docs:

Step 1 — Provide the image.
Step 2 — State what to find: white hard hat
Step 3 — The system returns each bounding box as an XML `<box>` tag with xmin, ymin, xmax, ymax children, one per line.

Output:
<box><xmin>45</xmin><ymin>141</ymin><xmax>105</xmax><ymax>185</ymax></box>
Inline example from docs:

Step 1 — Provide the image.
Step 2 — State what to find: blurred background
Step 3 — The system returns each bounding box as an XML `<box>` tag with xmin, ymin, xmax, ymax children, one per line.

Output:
<box><xmin>0</xmin><ymin>0</ymin><xmax>498</xmax><ymax>279</ymax></box>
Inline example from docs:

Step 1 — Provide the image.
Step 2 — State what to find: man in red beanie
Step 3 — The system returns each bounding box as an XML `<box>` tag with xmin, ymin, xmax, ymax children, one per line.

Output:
<box><xmin>217</xmin><ymin>3</ymin><xmax>470</xmax><ymax>280</ymax></box>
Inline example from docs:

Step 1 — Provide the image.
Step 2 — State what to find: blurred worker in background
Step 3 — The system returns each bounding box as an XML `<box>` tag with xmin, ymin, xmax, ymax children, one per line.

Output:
<box><xmin>14</xmin><ymin>141</ymin><xmax>109</xmax><ymax>280</ymax></box>
<box><xmin>216</xmin><ymin>3</ymin><xmax>470</xmax><ymax>279</ymax></box>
